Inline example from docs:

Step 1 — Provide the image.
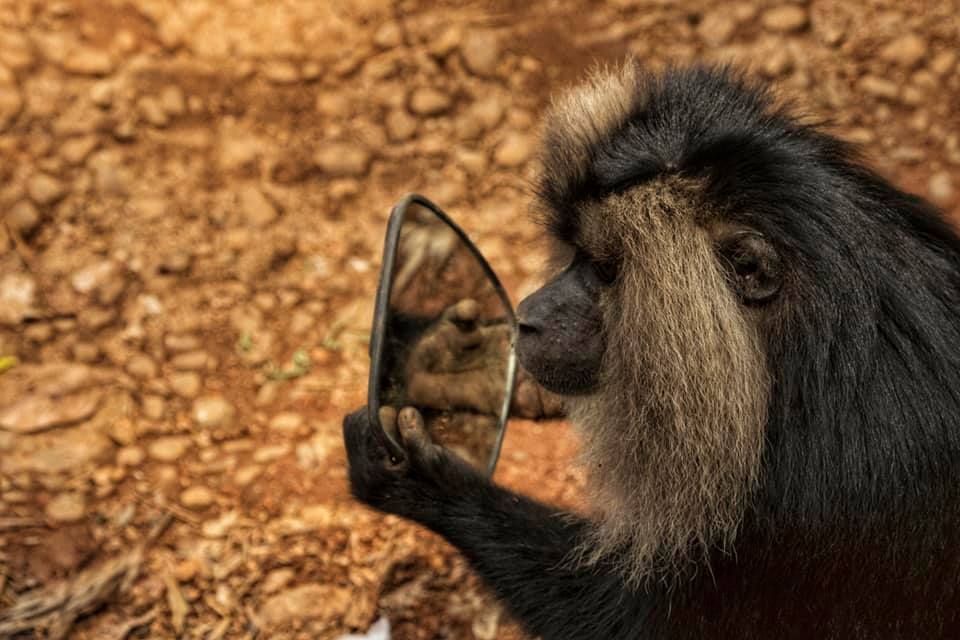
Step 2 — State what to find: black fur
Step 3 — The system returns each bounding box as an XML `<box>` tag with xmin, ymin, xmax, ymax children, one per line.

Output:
<box><xmin>345</xmin><ymin>66</ymin><xmax>960</xmax><ymax>638</ymax></box>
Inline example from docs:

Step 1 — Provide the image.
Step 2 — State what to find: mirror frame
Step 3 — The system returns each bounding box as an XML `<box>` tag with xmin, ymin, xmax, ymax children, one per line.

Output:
<box><xmin>368</xmin><ymin>193</ymin><xmax>518</xmax><ymax>477</ymax></box>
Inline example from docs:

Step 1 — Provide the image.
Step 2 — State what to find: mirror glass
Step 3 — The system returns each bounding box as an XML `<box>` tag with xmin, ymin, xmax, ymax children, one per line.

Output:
<box><xmin>371</xmin><ymin>195</ymin><xmax>516</xmax><ymax>475</ymax></box>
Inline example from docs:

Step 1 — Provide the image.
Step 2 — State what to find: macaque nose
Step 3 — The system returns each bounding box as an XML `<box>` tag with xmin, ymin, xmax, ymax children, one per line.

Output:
<box><xmin>516</xmin><ymin>297</ymin><xmax>541</xmax><ymax>334</ymax></box>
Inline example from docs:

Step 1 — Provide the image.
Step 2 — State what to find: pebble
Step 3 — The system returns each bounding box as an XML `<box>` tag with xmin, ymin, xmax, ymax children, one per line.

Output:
<box><xmin>460</xmin><ymin>30</ymin><xmax>500</xmax><ymax>77</ymax></box>
<box><xmin>238</xmin><ymin>185</ymin><xmax>279</xmax><ymax>227</ymax></box>
<box><xmin>880</xmin><ymin>34</ymin><xmax>927</xmax><ymax>68</ymax></box>
<box><xmin>148</xmin><ymin>436</ymin><xmax>192</xmax><ymax>462</ymax></box>
<box><xmin>159</xmin><ymin>85</ymin><xmax>186</xmax><ymax>116</ymax></box>
<box><xmin>27</xmin><ymin>173</ymin><xmax>67</xmax><ymax>205</ymax></box>
<box><xmin>141</xmin><ymin>394</ymin><xmax>166</xmax><ymax>420</ymax></box>
<box><xmin>126</xmin><ymin>354</ymin><xmax>158</xmax><ymax>380</ymax></box>
<box><xmin>0</xmin><ymin>82</ymin><xmax>22</xmax><ymax>131</ymax></box>
<box><xmin>0</xmin><ymin>272</ymin><xmax>37</xmax><ymax>325</ymax></box>
<box><xmin>253</xmin><ymin>443</ymin><xmax>291</xmax><ymax>463</ymax></box>
<box><xmin>259</xmin><ymin>584</ymin><xmax>351</xmax><ymax>628</ymax></box>
<box><xmin>493</xmin><ymin>133</ymin><xmax>535</xmax><ymax>168</ymax></box>
<box><xmin>116</xmin><ymin>445</ymin><xmax>146</xmax><ymax>467</ymax></box>
<box><xmin>269</xmin><ymin>412</ymin><xmax>304</xmax><ymax>433</ymax></box>
<box><xmin>160</xmin><ymin>250</ymin><xmax>192</xmax><ymax>274</ymax></box>
<box><xmin>201</xmin><ymin>510</ymin><xmax>238</xmax><ymax>538</ymax></box>
<box><xmin>761</xmin><ymin>5</ymin><xmax>808</xmax><ymax>33</ymax></box>
<box><xmin>192</xmin><ymin>395</ymin><xmax>236</xmax><ymax>431</ymax></box>
<box><xmin>180</xmin><ymin>485</ymin><xmax>215</xmax><ymax>509</ymax></box>
<box><xmin>408</xmin><ymin>87</ymin><xmax>452</xmax><ymax>116</ymax></box>
<box><xmin>314</xmin><ymin>143</ymin><xmax>371</xmax><ymax>177</ymax></box>
<box><xmin>138</xmin><ymin>95</ymin><xmax>169</xmax><ymax>127</ymax></box>
<box><xmin>89</xmin><ymin>81</ymin><xmax>113</xmax><ymax>107</ymax></box>
<box><xmin>60</xmin><ymin>135</ymin><xmax>99</xmax><ymax>165</ymax></box>
<box><xmin>262</xmin><ymin>61</ymin><xmax>299</xmax><ymax>84</ymax></box>
<box><xmin>174</xmin><ymin>558</ymin><xmax>201</xmax><ymax>583</ymax></box>
<box><xmin>234</xmin><ymin>464</ymin><xmax>262</xmax><ymax>486</ymax></box>
<box><xmin>697</xmin><ymin>10</ymin><xmax>737</xmax><ymax>46</ymax></box>
<box><xmin>72</xmin><ymin>342</ymin><xmax>101</xmax><ymax>363</ymax></box>
<box><xmin>928</xmin><ymin>172</ymin><xmax>954</xmax><ymax>205</ymax></box>
<box><xmin>858</xmin><ymin>76</ymin><xmax>899</xmax><ymax>100</ymax></box>
<box><xmin>165</xmin><ymin>334</ymin><xmax>201</xmax><ymax>352</ymax></box>
<box><xmin>62</xmin><ymin>46</ymin><xmax>113</xmax><ymax>75</ymax></box>
<box><xmin>45</xmin><ymin>492</ymin><xmax>86</xmax><ymax>523</ymax></box>
<box><xmin>373</xmin><ymin>22</ymin><xmax>403</xmax><ymax>49</ymax></box>
<box><xmin>170</xmin><ymin>350</ymin><xmax>210</xmax><ymax>371</ymax></box>
<box><xmin>930</xmin><ymin>51</ymin><xmax>957</xmax><ymax>77</ymax></box>
<box><xmin>169</xmin><ymin>371</ymin><xmax>202</xmax><ymax>398</ymax></box>
<box><xmin>7</xmin><ymin>200</ymin><xmax>40</xmax><ymax>236</ymax></box>
<box><xmin>385</xmin><ymin>109</ymin><xmax>417</xmax><ymax>142</ymax></box>
<box><xmin>261</xmin><ymin>568</ymin><xmax>295</xmax><ymax>594</ymax></box>
<box><xmin>71</xmin><ymin>260</ymin><xmax>118</xmax><ymax>295</ymax></box>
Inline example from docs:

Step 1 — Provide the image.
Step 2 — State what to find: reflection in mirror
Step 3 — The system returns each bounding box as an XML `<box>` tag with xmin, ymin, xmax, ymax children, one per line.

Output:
<box><xmin>377</xmin><ymin>201</ymin><xmax>513</xmax><ymax>473</ymax></box>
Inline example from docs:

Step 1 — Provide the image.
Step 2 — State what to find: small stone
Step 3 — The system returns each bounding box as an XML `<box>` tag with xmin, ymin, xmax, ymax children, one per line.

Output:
<box><xmin>141</xmin><ymin>394</ymin><xmax>165</xmax><ymax>420</ymax></box>
<box><xmin>761</xmin><ymin>5</ymin><xmax>808</xmax><ymax>33</ymax></box>
<box><xmin>60</xmin><ymin>135</ymin><xmax>99</xmax><ymax>165</ymax></box>
<box><xmin>180</xmin><ymin>485</ymin><xmax>215</xmax><ymax>509</ymax></box>
<box><xmin>253</xmin><ymin>443</ymin><xmax>291</xmax><ymax>463</ymax></box>
<box><xmin>7</xmin><ymin>201</ymin><xmax>40</xmax><ymax>236</ymax></box>
<box><xmin>63</xmin><ymin>46</ymin><xmax>113</xmax><ymax>75</ymax></box>
<box><xmin>928</xmin><ymin>172</ymin><xmax>954</xmax><ymax>205</ymax></box>
<box><xmin>373</xmin><ymin>22</ymin><xmax>403</xmax><ymax>49</ymax></box>
<box><xmin>0</xmin><ymin>273</ymin><xmax>38</xmax><ymax>326</ymax></box>
<box><xmin>238</xmin><ymin>185</ymin><xmax>279</xmax><ymax>227</ymax></box>
<box><xmin>72</xmin><ymin>342</ymin><xmax>101</xmax><ymax>363</ymax></box>
<box><xmin>27</xmin><ymin>173</ymin><xmax>67</xmax><ymax>205</ymax></box>
<box><xmin>259</xmin><ymin>584</ymin><xmax>351</xmax><ymax>629</ymax></box>
<box><xmin>858</xmin><ymin>76</ymin><xmax>899</xmax><ymax>101</ymax></box>
<box><xmin>697</xmin><ymin>11</ymin><xmax>737</xmax><ymax>46</ymax></box>
<box><xmin>170</xmin><ymin>350</ymin><xmax>210</xmax><ymax>371</ymax></box>
<box><xmin>174</xmin><ymin>558</ymin><xmax>201</xmax><ymax>583</ymax></box>
<box><xmin>138</xmin><ymin>95</ymin><xmax>169</xmax><ymax>127</ymax></box>
<box><xmin>192</xmin><ymin>396</ymin><xmax>236</xmax><ymax>431</ymax></box>
<box><xmin>269</xmin><ymin>412</ymin><xmax>304</xmax><ymax>433</ymax></box>
<box><xmin>126</xmin><ymin>354</ymin><xmax>158</xmax><ymax>380</ymax></box>
<box><xmin>261</xmin><ymin>568</ymin><xmax>295</xmax><ymax>594</ymax></box>
<box><xmin>234</xmin><ymin>464</ymin><xmax>262</xmax><ymax>486</ymax></box>
<box><xmin>169</xmin><ymin>371</ymin><xmax>202</xmax><ymax>398</ymax></box>
<box><xmin>160</xmin><ymin>250</ymin><xmax>192</xmax><ymax>274</ymax></box>
<box><xmin>89</xmin><ymin>81</ymin><xmax>113</xmax><ymax>107</ymax></box>
<box><xmin>165</xmin><ymin>334</ymin><xmax>201</xmax><ymax>352</ymax></box>
<box><xmin>45</xmin><ymin>492</ymin><xmax>86</xmax><ymax>523</ymax></box>
<box><xmin>0</xmin><ymin>82</ymin><xmax>22</xmax><ymax>131</ymax></box>
<box><xmin>315</xmin><ymin>143</ymin><xmax>371</xmax><ymax>177</ymax></box>
<box><xmin>385</xmin><ymin>109</ymin><xmax>417</xmax><ymax>142</ymax></box>
<box><xmin>148</xmin><ymin>436</ymin><xmax>192</xmax><ymax>462</ymax></box>
<box><xmin>880</xmin><ymin>34</ymin><xmax>927</xmax><ymax>68</ymax></box>
<box><xmin>116</xmin><ymin>445</ymin><xmax>145</xmax><ymax>466</ymax></box>
<box><xmin>24</xmin><ymin>322</ymin><xmax>53</xmax><ymax>343</ymax></box>
<box><xmin>493</xmin><ymin>133</ymin><xmax>534</xmax><ymax>168</ymax></box>
<box><xmin>315</xmin><ymin>93</ymin><xmax>351</xmax><ymax>117</ymax></box>
<box><xmin>71</xmin><ymin>260</ymin><xmax>118</xmax><ymax>295</ymax></box>
<box><xmin>262</xmin><ymin>61</ymin><xmax>299</xmax><ymax>84</ymax></box>
<box><xmin>930</xmin><ymin>51</ymin><xmax>957</xmax><ymax>77</ymax></box>
<box><xmin>408</xmin><ymin>87</ymin><xmax>452</xmax><ymax>116</ymax></box>
<box><xmin>460</xmin><ymin>30</ymin><xmax>500</xmax><ymax>77</ymax></box>
<box><xmin>201</xmin><ymin>510</ymin><xmax>238</xmax><ymax>538</ymax></box>
<box><xmin>159</xmin><ymin>85</ymin><xmax>186</xmax><ymax>116</ymax></box>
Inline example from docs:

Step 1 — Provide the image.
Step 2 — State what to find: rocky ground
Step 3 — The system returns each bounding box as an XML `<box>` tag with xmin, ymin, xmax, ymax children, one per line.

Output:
<box><xmin>0</xmin><ymin>0</ymin><xmax>957</xmax><ymax>638</ymax></box>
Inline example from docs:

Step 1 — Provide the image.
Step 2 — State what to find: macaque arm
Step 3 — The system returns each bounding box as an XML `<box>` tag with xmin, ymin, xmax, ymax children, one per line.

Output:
<box><xmin>420</xmin><ymin>475</ymin><xmax>655</xmax><ymax>638</ymax></box>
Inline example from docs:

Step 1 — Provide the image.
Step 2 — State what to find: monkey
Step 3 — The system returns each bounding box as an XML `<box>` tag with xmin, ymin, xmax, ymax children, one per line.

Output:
<box><xmin>343</xmin><ymin>62</ymin><xmax>960</xmax><ymax>639</ymax></box>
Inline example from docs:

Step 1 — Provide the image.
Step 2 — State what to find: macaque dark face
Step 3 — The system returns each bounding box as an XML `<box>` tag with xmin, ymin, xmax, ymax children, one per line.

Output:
<box><xmin>515</xmin><ymin>252</ymin><xmax>609</xmax><ymax>396</ymax></box>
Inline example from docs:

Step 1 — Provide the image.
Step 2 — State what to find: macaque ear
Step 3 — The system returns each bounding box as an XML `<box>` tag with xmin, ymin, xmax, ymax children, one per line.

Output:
<box><xmin>718</xmin><ymin>231</ymin><xmax>782</xmax><ymax>304</ymax></box>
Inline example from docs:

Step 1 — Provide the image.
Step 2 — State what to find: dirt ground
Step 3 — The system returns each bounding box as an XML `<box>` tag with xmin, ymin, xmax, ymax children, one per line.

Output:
<box><xmin>0</xmin><ymin>0</ymin><xmax>958</xmax><ymax>638</ymax></box>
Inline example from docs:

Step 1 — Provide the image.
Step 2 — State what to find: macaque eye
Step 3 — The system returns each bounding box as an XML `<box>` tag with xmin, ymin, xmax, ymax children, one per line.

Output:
<box><xmin>719</xmin><ymin>232</ymin><xmax>781</xmax><ymax>303</ymax></box>
<box><xmin>592</xmin><ymin>259</ymin><xmax>619</xmax><ymax>285</ymax></box>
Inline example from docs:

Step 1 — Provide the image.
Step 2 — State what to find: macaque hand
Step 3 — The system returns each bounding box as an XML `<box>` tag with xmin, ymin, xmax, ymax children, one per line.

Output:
<box><xmin>342</xmin><ymin>405</ymin><xmax>480</xmax><ymax>521</ymax></box>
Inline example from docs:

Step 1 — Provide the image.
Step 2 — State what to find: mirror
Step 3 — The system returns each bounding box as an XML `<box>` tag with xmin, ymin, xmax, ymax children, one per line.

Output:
<box><xmin>368</xmin><ymin>194</ymin><xmax>517</xmax><ymax>476</ymax></box>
